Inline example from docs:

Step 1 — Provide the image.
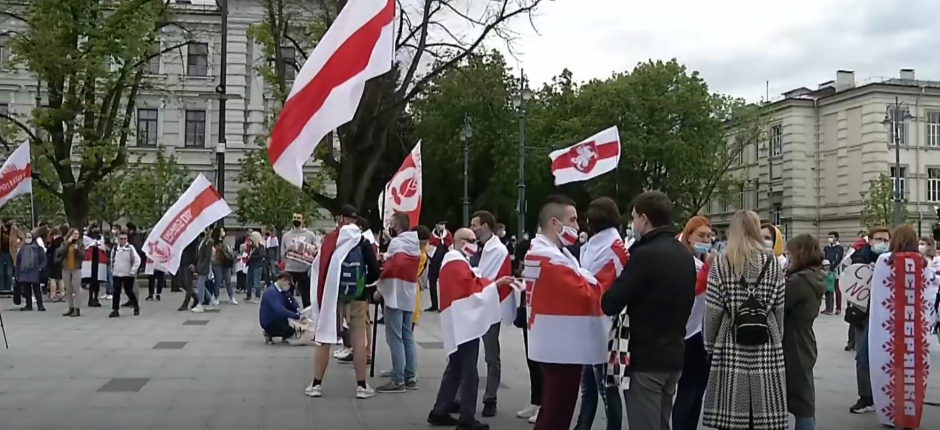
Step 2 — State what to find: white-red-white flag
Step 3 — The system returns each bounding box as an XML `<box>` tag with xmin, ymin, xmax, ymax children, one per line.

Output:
<box><xmin>377</xmin><ymin>231</ymin><xmax>421</xmax><ymax>311</ymax></box>
<box><xmin>0</xmin><ymin>141</ymin><xmax>32</xmax><ymax>208</ymax></box>
<box><xmin>439</xmin><ymin>250</ymin><xmax>511</xmax><ymax>354</ymax></box>
<box><xmin>143</xmin><ymin>174</ymin><xmax>231</xmax><ymax>275</ymax></box>
<box><xmin>477</xmin><ymin>233</ymin><xmax>515</xmax><ymax>324</ymax></box>
<box><xmin>268</xmin><ymin>0</ymin><xmax>395</xmax><ymax>187</ymax></box>
<box><xmin>549</xmin><ymin>126</ymin><xmax>621</xmax><ymax>185</ymax></box>
<box><xmin>378</xmin><ymin>141</ymin><xmax>422</xmax><ymax>228</ymax></box>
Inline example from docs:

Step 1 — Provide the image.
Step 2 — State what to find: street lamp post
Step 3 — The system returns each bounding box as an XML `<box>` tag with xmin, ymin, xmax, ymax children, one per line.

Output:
<box><xmin>217</xmin><ymin>0</ymin><xmax>229</xmax><ymax>201</ymax></box>
<box><xmin>883</xmin><ymin>97</ymin><xmax>913</xmax><ymax>227</ymax></box>
<box><xmin>460</xmin><ymin>115</ymin><xmax>473</xmax><ymax>226</ymax></box>
<box><xmin>512</xmin><ymin>70</ymin><xmax>533</xmax><ymax>241</ymax></box>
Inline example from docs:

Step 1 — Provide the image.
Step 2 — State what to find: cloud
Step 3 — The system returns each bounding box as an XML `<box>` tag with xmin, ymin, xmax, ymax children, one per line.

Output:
<box><xmin>492</xmin><ymin>0</ymin><xmax>940</xmax><ymax>101</ymax></box>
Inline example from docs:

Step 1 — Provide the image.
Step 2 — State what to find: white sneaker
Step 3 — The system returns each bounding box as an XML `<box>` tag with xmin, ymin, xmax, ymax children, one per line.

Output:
<box><xmin>304</xmin><ymin>383</ymin><xmax>322</xmax><ymax>398</ymax></box>
<box><xmin>251</xmin><ymin>298</ymin><xmax>261</xmax><ymax>304</ymax></box>
<box><xmin>517</xmin><ymin>404</ymin><xmax>540</xmax><ymax>419</ymax></box>
<box><xmin>104</xmin><ymin>295</ymin><xmax>113</xmax><ymax>300</ymax></box>
<box><xmin>528</xmin><ymin>409</ymin><xmax>538</xmax><ymax>424</ymax></box>
<box><xmin>334</xmin><ymin>347</ymin><xmax>352</xmax><ymax>359</ymax></box>
<box><xmin>356</xmin><ymin>384</ymin><xmax>375</xmax><ymax>399</ymax></box>
<box><xmin>229</xmin><ymin>298</ymin><xmax>238</xmax><ymax>305</ymax></box>
<box><xmin>211</xmin><ymin>298</ymin><xmax>220</xmax><ymax>307</ymax></box>
<box><xmin>191</xmin><ymin>305</ymin><xmax>205</xmax><ymax>313</ymax></box>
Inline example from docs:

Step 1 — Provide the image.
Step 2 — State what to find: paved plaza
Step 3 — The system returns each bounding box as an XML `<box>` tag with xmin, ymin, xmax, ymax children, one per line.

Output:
<box><xmin>0</xmin><ymin>289</ymin><xmax>938</xmax><ymax>430</ymax></box>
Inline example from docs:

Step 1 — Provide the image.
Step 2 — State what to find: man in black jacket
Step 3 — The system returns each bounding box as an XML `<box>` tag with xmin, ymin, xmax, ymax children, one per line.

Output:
<box><xmin>601</xmin><ymin>191</ymin><xmax>695</xmax><ymax>430</ymax></box>
<box><xmin>847</xmin><ymin>226</ymin><xmax>889</xmax><ymax>414</ymax></box>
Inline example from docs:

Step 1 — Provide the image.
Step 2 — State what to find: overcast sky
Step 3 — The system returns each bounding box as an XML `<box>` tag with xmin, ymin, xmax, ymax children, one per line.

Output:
<box><xmin>488</xmin><ymin>0</ymin><xmax>940</xmax><ymax>102</ymax></box>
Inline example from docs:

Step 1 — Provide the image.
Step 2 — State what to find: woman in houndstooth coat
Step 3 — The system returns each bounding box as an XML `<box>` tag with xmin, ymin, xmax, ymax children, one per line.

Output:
<box><xmin>702</xmin><ymin>211</ymin><xmax>787</xmax><ymax>430</ymax></box>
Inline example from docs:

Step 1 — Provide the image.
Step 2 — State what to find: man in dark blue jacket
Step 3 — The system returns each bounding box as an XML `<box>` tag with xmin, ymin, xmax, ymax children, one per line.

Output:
<box><xmin>260</xmin><ymin>273</ymin><xmax>301</xmax><ymax>344</ymax></box>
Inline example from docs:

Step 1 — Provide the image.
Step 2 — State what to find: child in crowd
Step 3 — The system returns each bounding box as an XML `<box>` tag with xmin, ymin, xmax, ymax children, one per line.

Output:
<box><xmin>822</xmin><ymin>260</ymin><xmax>836</xmax><ymax>315</ymax></box>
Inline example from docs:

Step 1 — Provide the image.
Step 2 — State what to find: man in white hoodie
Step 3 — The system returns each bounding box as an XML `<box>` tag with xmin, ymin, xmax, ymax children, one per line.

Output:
<box><xmin>110</xmin><ymin>232</ymin><xmax>142</xmax><ymax>318</ymax></box>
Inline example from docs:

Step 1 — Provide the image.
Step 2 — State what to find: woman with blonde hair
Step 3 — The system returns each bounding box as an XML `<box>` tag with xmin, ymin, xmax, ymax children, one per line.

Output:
<box><xmin>703</xmin><ymin>210</ymin><xmax>787</xmax><ymax>430</ymax></box>
<box><xmin>245</xmin><ymin>231</ymin><xmax>266</xmax><ymax>303</ymax></box>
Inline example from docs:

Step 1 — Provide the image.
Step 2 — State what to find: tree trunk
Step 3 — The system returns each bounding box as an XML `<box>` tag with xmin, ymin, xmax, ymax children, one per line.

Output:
<box><xmin>63</xmin><ymin>188</ymin><xmax>89</xmax><ymax>230</ymax></box>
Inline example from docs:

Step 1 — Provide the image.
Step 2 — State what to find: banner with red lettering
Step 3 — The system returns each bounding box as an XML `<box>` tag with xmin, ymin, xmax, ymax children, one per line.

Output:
<box><xmin>869</xmin><ymin>252</ymin><xmax>939</xmax><ymax>429</ymax></box>
<box><xmin>0</xmin><ymin>141</ymin><xmax>32</xmax><ymax>209</ymax></box>
<box><xmin>378</xmin><ymin>141</ymin><xmax>422</xmax><ymax>228</ymax></box>
<box><xmin>143</xmin><ymin>174</ymin><xmax>231</xmax><ymax>275</ymax></box>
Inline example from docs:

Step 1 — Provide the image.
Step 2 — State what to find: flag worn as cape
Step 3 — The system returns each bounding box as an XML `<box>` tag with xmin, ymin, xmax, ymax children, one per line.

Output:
<box><xmin>478</xmin><ymin>233</ymin><xmax>515</xmax><ymax>324</ymax></box>
<box><xmin>305</xmin><ymin>224</ymin><xmax>362</xmax><ymax>345</ymax></box>
<box><xmin>869</xmin><ymin>252</ymin><xmax>939</xmax><ymax>429</ymax></box>
<box><xmin>439</xmin><ymin>250</ymin><xmax>511</xmax><ymax>354</ymax></box>
<box><xmin>377</xmin><ymin>231</ymin><xmax>420</xmax><ymax>311</ymax></box>
<box><xmin>81</xmin><ymin>243</ymin><xmax>108</xmax><ymax>282</ymax></box>
<box><xmin>524</xmin><ymin>234</ymin><xmax>607</xmax><ymax>365</ymax></box>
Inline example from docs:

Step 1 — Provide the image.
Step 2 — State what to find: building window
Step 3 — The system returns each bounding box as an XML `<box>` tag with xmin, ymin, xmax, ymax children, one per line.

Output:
<box><xmin>184</xmin><ymin>110</ymin><xmax>206</xmax><ymax>147</ymax></box>
<box><xmin>887</xmin><ymin>107</ymin><xmax>909</xmax><ymax>146</ymax></box>
<box><xmin>738</xmin><ymin>183</ymin><xmax>746</xmax><ymax>209</ymax></box>
<box><xmin>0</xmin><ymin>103</ymin><xmax>8</xmax><ymax>115</ymax></box>
<box><xmin>772</xmin><ymin>202</ymin><xmax>782</xmax><ymax>226</ymax></box>
<box><xmin>281</xmin><ymin>47</ymin><xmax>296</xmax><ymax>81</ymax></box>
<box><xmin>770</xmin><ymin>125</ymin><xmax>782</xmax><ymax>157</ymax></box>
<box><xmin>0</xmin><ymin>35</ymin><xmax>9</xmax><ymax>69</ymax></box>
<box><xmin>187</xmin><ymin>42</ymin><xmax>208</xmax><ymax>77</ymax></box>
<box><xmin>891</xmin><ymin>166</ymin><xmax>907</xmax><ymax>200</ymax></box>
<box><xmin>929</xmin><ymin>168</ymin><xmax>940</xmax><ymax>202</ymax></box>
<box><xmin>928</xmin><ymin>112</ymin><xmax>940</xmax><ymax>147</ymax></box>
<box><xmin>136</xmin><ymin>108</ymin><xmax>158</xmax><ymax>146</ymax></box>
<box><xmin>146</xmin><ymin>51</ymin><xmax>161</xmax><ymax>75</ymax></box>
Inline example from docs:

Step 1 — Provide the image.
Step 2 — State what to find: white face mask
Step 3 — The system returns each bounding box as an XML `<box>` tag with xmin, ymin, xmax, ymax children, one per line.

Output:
<box><xmin>461</xmin><ymin>242</ymin><xmax>478</xmax><ymax>257</ymax></box>
<box><xmin>557</xmin><ymin>223</ymin><xmax>579</xmax><ymax>247</ymax></box>
<box><xmin>764</xmin><ymin>239</ymin><xmax>774</xmax><ymax>251</ymax></box>
<box><xmin>919</xmin><ymin>245</ymin><xmax>928</xmax><ymax>255</ymax></box>
<box><xmin>828</xmin><ymin>237</ymin><xmax>835</xmax><ymax>244</ymax></box>
<box><xmin>24</xmin><ymin>238</ymin><xmax>32</xmax><ymax>244</ymax></box>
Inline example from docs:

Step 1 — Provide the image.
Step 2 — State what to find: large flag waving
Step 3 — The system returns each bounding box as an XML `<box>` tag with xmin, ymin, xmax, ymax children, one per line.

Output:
<box><xmin>0</xmin><ymin>141</ymin><xmax>32</xmax><ymax>208</ymax></box>
<box><xmin>268</xmin><ymin>0</ymin><xmax>395</xmax><ymax>187</ymax></box>
<box><xmin>143</xmin><ymin>174</ymin><xmax>231</xmax><ymax>275</ymax></box>
<box><xmin>549</xmin><ymin>126</ymin><xmax>621</xmax><ymax>185</ymax></box>
<box><xmin>478</xmin><ymin>233</ymin><xmax>515</xmax><ymax>324</ymax></box>
<box><xmin>439</xmin><ymin>250</ymin><xmax>508</xmax><ymax>354</ymax></box>
<box><xmin>378</xmin><ymin>141</ymin><xmax>422</xmax><ymax>228</ymax></box>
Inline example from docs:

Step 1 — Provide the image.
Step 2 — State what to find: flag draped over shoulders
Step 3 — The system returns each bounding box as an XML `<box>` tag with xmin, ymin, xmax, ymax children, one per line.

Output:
<box><xmin>305</xmin><ymin>225</ymin><xmax>361</xmax><ymax>345</ymax></box>
<box><xmin>869</xmin><ymin>252</ymin><xmax>939</xmax><ymax>429</ymax></box>
<box><xmin>687</xmin><ymin>257</ymin><xmax>709</xmax><ymax>339</ymax></box>
<box><xmin>524</xmin><ymin>235</ymin><xmax>607</xmax><ymax>365</ymax></box>
<box><xmin>478</xmin><ymin>234</ymin><xmax>515</xmax><ymax>324</ymax></box>
<box><xmin>578</xmin><ymin>227</ymin><xmax>627</xmax><ymax>290</ymax></box>
<box><xmin>439</xmin><ymin>250</ymin><xmax>510</xmax><ymax>354</ymax></box>
<box><xmin>378</xmin><ymin>231</ymin><xmax>421</xmax><ymax>311</ymax></box>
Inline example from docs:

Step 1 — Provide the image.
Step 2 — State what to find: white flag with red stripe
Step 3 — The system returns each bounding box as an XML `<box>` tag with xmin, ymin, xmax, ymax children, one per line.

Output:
<box><xmin>268</xmin><ymin>0</ymin><xmax>395</xmax><ymax>187</ymax></box>
<box><xmin>143</xmin><ymin>174</ymin><xmax>232</xmax><ymax>275</ymax></box>
<box><xmin>477</xmin><ymin>234</ymin><xmax>515</xmax><ymax>324</ymax></box>
<box><xmin>549</xmin><ymin>126</ymin><xmax>621</xmax><ymax>185</ymax></box>
<box><xmin>439</xmin><ymin>250</ymin><xmax>510</xmax><ymax>354</ymax></box>
<box><xmin>524</xmin><ymin>235</ymin><xmax>608</xmax><ymax>365</ymax></box>
<box><xmin>378</xmin><ymin>142</ymin><xmax>422</xmax><ymax>229</ymax></box>
<box><xmin>0</xmin><ymin>141</ymin><xmax>32</xmax><ymax>209</ymax></box>
<box><xmin>377</xmin><ymin>231</ymin><xmax>421</xmax><ymax>311</ymax></box>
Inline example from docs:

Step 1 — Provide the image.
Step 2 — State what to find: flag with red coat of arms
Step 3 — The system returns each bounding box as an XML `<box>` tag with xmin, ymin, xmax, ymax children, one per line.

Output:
<box><xmin>549</xmin><ymin>126</ymin><xmax>621</xmax><ymax>185</ymax></box>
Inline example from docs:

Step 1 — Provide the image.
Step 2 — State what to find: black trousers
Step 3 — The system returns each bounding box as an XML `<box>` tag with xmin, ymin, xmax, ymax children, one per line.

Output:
<box><xmin>88</xmin><ymin>280</ymin><xmax>100</xmax><ymax>303</ymax></box>
<box><xmin>528</xmin><ymin>357</ymin><xmax>544</xmax><ymax>405</ymax></box>
<box><xmin>19</xmin><ymin>282</ymin><xmax>43</xmax><ymax>309</ymax></box>
<box><xmin>428</xmin><ymin>276</ymin><xmax>439</xmax><ymax>309</ymax></box>
<box><xmin>432</xmin><ymin>338</ymin><xmax>480</xmax><ymax>424</ymax></box>
<box><xmin>288</xmin><ymin>270</ymin><xmax>311</xmax><ymax>308</ymax></box>
<box><xmin>672</xmin><ymin>332</ymin><xmax>710</xmax><ymax>430</ymax></box>
<box><xmin>263</xmin><ymin>320</ymin><xmax>295</xmax><ymax>339</ymax></box>
<box><xmin>112</xmin><ymin>276</ymin><xmax>139</xmax><ymax>311</ymax></box>
<box><xmin>148</xmin><ymin>270</ymin><xmax>165</xmax><ymax>297</ymax></box>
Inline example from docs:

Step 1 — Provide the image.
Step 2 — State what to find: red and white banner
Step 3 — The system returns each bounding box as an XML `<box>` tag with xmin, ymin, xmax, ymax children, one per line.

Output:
<box><xmin>143</xmin><ymin>174</ymin><xmax>231</xmax><ymax>275</ymax></box>
<box><xmin>549</xmin><ymin>126</ymin><xmax>620</xmax><ymax>185</ymax></box>
<box><xmin>307</xmin><ymin>224</ymin><xmax>362</xmax><ymax>345</ymax></box>
<box><xmin>379</xmin><ymin>141</ymin><xmax>422</xmax><ymax>229</ymax></box>
<box><xmin>0</xmin><ymin>141</ymin><xmax>32</xmax><ymax>209</ymax></box>
<box><xmin>578</xmin><ymin>227</ymin><xmax>627</xmax><ymax>291</ymax></box>
<box><xmin>869</xmin><ymin>252</ymin><xmax>939</xmax><ymax>429</ymax></box>
<box><xmin>524</xmin><ymin>235</ymin><xmax>608</xmax><ymax>365</ymax></box>
<box><xmin>377</xmin><ymin>231</ymin><xmax>421</xmax><ymax>311</ymax></box>
<box><xmin>478</xmin><ymin>233</ymin><xmax>515</xmax><ymax>324</ymax></box>
<box><xmin>439</xmin><ymin>250</ymin><xmax>508</xmax><ymax>354</ymax></box>
<box><xmin>268</xmin><ymin>0</ymin><xmax>395</xmax><ymax>187</ymax></box>
<box><xmin>81</xmin><ymin>244</ymin><xmax>109</xmax><ymax>282</ymax></box>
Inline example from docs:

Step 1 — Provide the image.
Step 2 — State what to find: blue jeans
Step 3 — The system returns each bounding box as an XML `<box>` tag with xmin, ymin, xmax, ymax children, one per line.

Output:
<box><xmin>794</xmin><ymin>417</ymin><xmax>815</xmax><ymax>430</ymax></box>
<box><xmin>0</xmin><ymin>252</ymin><xmax>13</xmax><ymax>292</ymax></box>
<box><xmin>246</xmin><ymin>264</ymin><xmax>262</xmax><ymax>299</ymax></box>
<box><xmin>384</xmin><ymin>306</ymin><xmax>416</xmax><ymax>384</ymax></box>
<box><xmin>212</xmin><ymin>265</ymin><xmax>233</xmax><ymax>300</ymax></box>
<box><xmin>574</xmin><ymin>364</ymin><xmax>622</xmax><ymax>430</ymax></box>
<box><xmin>196</xmin><ymin>275</ymin><xmax>215</xmax><ymax>306</ymax></box>
<box><xmin>105</xmin><ymin>265</ymin><xmax>114</xmax><ymax>295</ymax></box>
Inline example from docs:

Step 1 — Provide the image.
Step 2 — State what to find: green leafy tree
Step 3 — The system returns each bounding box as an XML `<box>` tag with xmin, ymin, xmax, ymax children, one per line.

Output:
<box><xmin>0</xmin><ymin>0</ymin><xmax>190</xmax><ymax>228</ymax></box>
<box><xmin>88</xmin><ymin>170</ymin><xmax>128</xmax><ymax>228</ymax></box>
<box><xmin>252</xmin><ymin>0</ymin><xmax>546</xmax><ymax>216</ymax></box>
<box><xmin>236</xmin><ymin>146</ymin><xmax>320</xmax><ymax>233</ymax></box>
<box><xmin>121</xmin><ymin>147</ymin><xmax>191</xmax><ymax>229</ymax></box>
<box><xmin>0</xmin><ymin>188</ymin><xmax>66</xmax><ymax>230</ymax></box>
<box><xmin>860</xmin><ymin>173</ymin><xmax>907</xmax><ymax>229</ymax></box>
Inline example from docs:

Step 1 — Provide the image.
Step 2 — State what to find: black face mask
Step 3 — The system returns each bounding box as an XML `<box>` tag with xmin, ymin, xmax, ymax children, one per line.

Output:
<box><xmin>292</xmin><ymin>220</ymin><xmax>301</xmax><ymax>228</ymax></box>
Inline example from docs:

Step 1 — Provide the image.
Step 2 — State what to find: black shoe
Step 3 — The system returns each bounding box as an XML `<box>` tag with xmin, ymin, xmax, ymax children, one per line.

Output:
<box><xmin>121</xmin><ymin>301</ymin><xmax>133</xmax><ymax>308</ymax></box>
<box><xmin>457</xmin><ymin>420</ymin><xmax>489</xmax><ymax>430</ymax></box>
<box><xmin>424</xmin><ymin>306</ymin><xmax>439</xmax><ymax>313</ymax></box>
<box><xmin>20</xmin><ymin>306</ymin><xmax>33</xmax><ymax>311</ymax></box>
<box><xmin>37</xmin><ymin>306</ymin><xmax>46</xmax><ymax>312</ymax></box>
<box><xmin>156</xmin><ymin>295</ymin><xmax>161</xmax><ymax>301</ymax></box>
<box><xmin>338</xmin><ymin>354</ymin><xmax>354</xmax><ymax>363</ymax></box>
<box><xmin>89</xmin><ymin>301</ymin><xmax>101</xmax><ymax>308</ymax></box>
<box><xmin>63</xmin><ymin>308</ymin><xmax>74</xmax><ymax>317</ymax></box>
<box><xmin>109</xmin><ymin>310</ymin><xmax>119</xmax><ymax>318</ymax></box>
<box><xmin>844</xmin><ymin>345</ymin><xmax>855</xmax><ymax>352</ymax></box>
<box><xmin>447</xmin><ymin>403</ymin><xmax>461</xmax><ymax>414</ymax></box>
<box><xmin>134</xmin><ymin>308</ymin><xmax>140</xmax><ymax>316</ymax></box>
<box><xmin>376</xmin><ymin>317</ymin><xmax>384</xmax><ymax>325</ymax></box>
<box><xmin>178</xmin><ymin>305</ymin><xmax>188</xmax><ymax>311</ymax></box>
<box><xmin>427</xmin><ymin>412</ymin><xmax>459</xmax><ymax>426</ymax></box>
<box><xmin>481</xmin><ymin>403</ymin><xmax>497</xmax><ymax>417</ymax></box>
<box><xmin>849</xmin><ymin>398</ymin><xmax>874</xmax><ymax>414</ymax></box>
<box><xmin>145</xmin><ymin>296</ymin><xmax>154</xmax><ymax>301</ymax></box>
<box><xmin>70</xmin><ymin>309</ymin><xmax>81</xmax><ymax>317</ymax></box>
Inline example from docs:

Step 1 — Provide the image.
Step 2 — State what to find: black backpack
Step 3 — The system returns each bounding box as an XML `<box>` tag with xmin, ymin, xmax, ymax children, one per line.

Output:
<box><xmin>732</xmin><ymin>257</ymin><xmax>773</xmax><ymax>346</ymax></box>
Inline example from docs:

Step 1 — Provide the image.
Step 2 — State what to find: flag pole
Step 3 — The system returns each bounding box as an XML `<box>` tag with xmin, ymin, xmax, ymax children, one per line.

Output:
<box><xmin>29</xmin><ymin>190</ymin><xmax>36</xmax><ymax>230</ymax></box>
<box><xmin>370</xmin><ymin>186</ymin><xmax>387</xmax><ymax>378</ymax></box>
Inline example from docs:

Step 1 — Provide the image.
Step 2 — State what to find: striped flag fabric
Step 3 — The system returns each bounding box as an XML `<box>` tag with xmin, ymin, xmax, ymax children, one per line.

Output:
<box><xmin>268</xmin><ymin>0</ymin><xmax>395</xmax><ymax>187</ymax></box>
<box><xmin>439</xmin><ymin>250</ymin><xmax>509</xmax><ymax>354</ymax></box>
<box><xmin>377</xmin><ymin>231</ymin><xmax>421</xmax><ymax>311</ymax></box>
<box><xmin>0</xmin><ymin>141</ymin><xmax>32</xmax><ymax>209</ymax></box>
<box><xmin>549</xmin><ymin>126</ymin><xmax>621</xmax><ymax>185</ymax></box>
<box><xmin>477</xmin><ymin>233</ymin><xmax>515</xmax><ymax>324</ymax></box>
